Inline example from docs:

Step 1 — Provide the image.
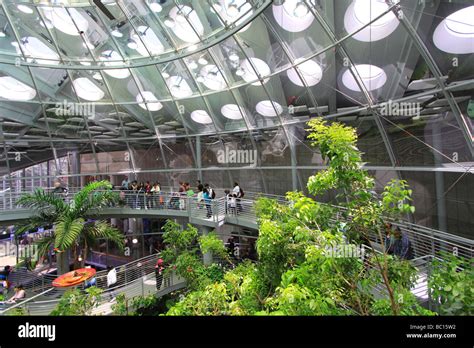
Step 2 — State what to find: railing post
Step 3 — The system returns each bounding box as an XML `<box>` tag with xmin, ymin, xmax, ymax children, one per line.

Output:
<box><xmin>431</xmin><ymin>230</ymin><xmax>435</xmax><ymax>258</ymax></box>
<box><xmin>187</xmin><ymin>196</ymin><xmax>191</xmax><ymax>220</ymax></box>
<box><xmin>427</xmin><ymin>256</ymin><xmax>433</xmax><ymax>312</ymax></box>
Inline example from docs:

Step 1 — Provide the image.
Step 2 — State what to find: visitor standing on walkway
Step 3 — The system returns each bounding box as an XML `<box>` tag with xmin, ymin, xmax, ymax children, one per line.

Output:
<box><xmin>0</xmin><ymin>266</ymin><xmax>12</xmax><ymax>281</ymax></box>
<box><xmin>203</xmin><ymin>188</ymin><xmax>212</xmax><ymax>218</ymax></box>
<box><xmin>233</xmin><ymin>182</ymin><xmax>243</xmax><ymax>213</ymax></box>
<box><xmin>155</xmin><ymin>258</ymin><xmax>164</xmax><ymax>291</ymax></box>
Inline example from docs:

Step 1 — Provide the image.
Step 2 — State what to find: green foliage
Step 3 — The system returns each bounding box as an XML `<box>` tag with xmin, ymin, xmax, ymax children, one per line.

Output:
<box><xmin>50</xmin><ymin>286</ymin><xmax>103</xmax><ymax>316</ymax></box>
<box><xmin>199</xmin><ymin>232</ymin><xmax>229</xmax><ymax>261</ymax></box>
<box><xmin>167</xmin><ymin>283</ymin><xmax>230</xmax><ymax>316</ymax></box>
<box><xmin>163</xmin><ymin>119</ymin><xmax>442</xmax><ymax>316</ymax></box>
<box><xmin>371</xmin><ymin>289</ymin><xmax>436</xmax><ymax>316</ymax></box>
<box><xmin>306</xmin><ymin>118</ymin><xmax>374</xmax><ymax>199</ymax></box>
<box><xmin>7</xmin><ymin>306</ymin><xmax>28</xmax><ymax>316</ymax></box>
<box><xmin>428</xmin><ymin>253</ymin><xmax>474</xmax><ymax>315</ymax></box>
<box><xmin>111</xmin><ymin>293</ymin><xmax>129</xmax><ymax>316</ymax></box>
<box><xmin>382</xmin><ymin>179</ymin><xmax>415</xmax><ymax>216</ymax></box>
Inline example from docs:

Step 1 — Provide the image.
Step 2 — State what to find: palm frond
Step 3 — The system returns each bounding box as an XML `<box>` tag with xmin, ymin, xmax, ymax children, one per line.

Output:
<box><xmin>54</xmin><ymin>216</ymin><xmax>85</xmax><ymax>250</ymax></box>
<box><xmin>71</xmin><ymin>181</ymin><xmax>114</xmax><ymax>216</ymax></box>
<box><xmin>85</xmin><ymin>220</ymin><xmax>124</xmax><ymax>249</ymax></box>
<box><xmin>14</xmin><ymin>214</ymin><xmax>56</xmax><ymax>238</ymax></box>
<box><xmin>17</xmin><ymin>189</ymin><xmax>68</xmax><ymax>218</ymax></box>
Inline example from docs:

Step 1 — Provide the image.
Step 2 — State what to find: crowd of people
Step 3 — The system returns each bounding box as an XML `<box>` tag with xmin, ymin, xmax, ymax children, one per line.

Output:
<box><xmin>117</xmin><ymin>178</ymin><xmax>246</xmax><ymax>218</ymax></box>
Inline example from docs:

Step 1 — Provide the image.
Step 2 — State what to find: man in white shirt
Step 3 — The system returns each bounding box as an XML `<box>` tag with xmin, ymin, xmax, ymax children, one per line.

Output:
<box><xmin>232</xmin><ymin>182</ymin><xmax>242</xmax><ymax>213</ymax></box>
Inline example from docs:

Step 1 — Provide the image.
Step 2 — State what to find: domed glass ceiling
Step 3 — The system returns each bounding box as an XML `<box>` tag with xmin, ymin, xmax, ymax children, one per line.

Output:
<box><xmin>0</xmin><ymin>0</ymin><xmax>472</xmax><ymax>203</ymax></box>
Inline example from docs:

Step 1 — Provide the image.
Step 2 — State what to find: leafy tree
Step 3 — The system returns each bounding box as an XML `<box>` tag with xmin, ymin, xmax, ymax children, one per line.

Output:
<box><xmin>160</xmin><ymin>220</ymin><xmax>230</xmax><ymax>291</ymax></box>
<box><xmin>428</xmin><ymin>252</ymin><xmax>473</xmax><ymax>315</ymax></box>
<box><xmin>50</xmin><ymin>286</ymin><xmax>103</xmax><ymax>316</ymax></box>
<box><xmin>16</xmin><ymin>181</ymin><xmax>124</xmax><ymax>274</ymax></box>
<box><xmin>165</xmin><ymin>119</ymin><xmax>435</xmax><ymax>316</ymax></box>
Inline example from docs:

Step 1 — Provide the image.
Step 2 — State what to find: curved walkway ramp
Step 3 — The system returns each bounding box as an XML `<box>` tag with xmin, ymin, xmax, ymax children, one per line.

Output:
<box><xmin>1</xmin><ymin>189</ymin><xmax>472</xmax><ymax>261</ymax></box>
<box><xmin>0</xmin><ymin>253</ymin><xmax>185</xmax><ymax>316</ymax></box>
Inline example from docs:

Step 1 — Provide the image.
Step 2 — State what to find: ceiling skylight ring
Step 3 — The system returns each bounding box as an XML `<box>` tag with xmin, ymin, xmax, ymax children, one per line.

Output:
<box><xmin>433</xmin><ymin>6</ymin><xmax>474</xmax><ymax>54</ymax></box>
<box><xmin>221</xmin><ymin>104</ymin><xmax>245</xmax><ymax>120</ymax></box>
<box><xmin>0</xmin><ymin>76</ymin><xmax>36</xmax><ymax>101</ymax></box>
<box><xmin>341</xmin><ymin>64</ymin><xmax>387</xmax><ymax>92</ymax></box>
<box><xmin>256</xmin><ymin>100</ymin><xmax>283</xmax><ymax>117</ymax></box>
<box><xmin>136</xmin><ymin>91</ymin><xmax>163</xmax><ymax>111</ymax></box>
<box><xmin>344</xmin><ymin>0</ymin><xmax>399</xmax><ymax>42</ymax></box>
<box><xmin>72</xmin><ymin>77</ymin><xmax>105</xmax><ymax>101</ymax></box>
<box><xmin>191</xmin><ymin>110</ymin><xmax>213</xmax><ymax>124</ymax></box>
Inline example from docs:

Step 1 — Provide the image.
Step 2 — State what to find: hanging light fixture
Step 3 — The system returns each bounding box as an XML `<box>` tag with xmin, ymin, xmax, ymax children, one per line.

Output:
<box><xmin>127</xmin><ymin>38</ymin><xmax>138</xmax><ymax>49</ymax></box>
<box><xmin>198</xmin><ymin>56</ymin><xmax>208</xmax><ymax>65</ymax></box>
<box><xmin>164</xmin><ymin>16</ymin><xmax>176</xmax><ymax>28</ymax></box>
<box><xmin>111</xmin><ymin>28</ymin><xmax>123</xmax><ymax>37</ymax></box>
<box><xmin>293</xmin><ymin>0</ymin><xmax>309</xmax><ymax>17</ymax></box>
<box><xmin>149</xmin><ymin>1</ymin><xmax>163</xmax><ymax>13</ymax></box>
<box><xmin>227</xmin><ymin>1</ymin><xmax>240</xmax><ymax>18</ymax></box>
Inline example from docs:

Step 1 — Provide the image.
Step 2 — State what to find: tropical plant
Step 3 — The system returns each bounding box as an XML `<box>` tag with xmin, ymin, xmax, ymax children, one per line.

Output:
<box><xmin>16</xmin><ymin>181</ymin><xmax>123</xmax><ymax>274</ymax></box>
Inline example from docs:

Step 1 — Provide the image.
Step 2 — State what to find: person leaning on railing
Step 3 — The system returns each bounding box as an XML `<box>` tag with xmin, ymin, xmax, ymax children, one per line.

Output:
<box><xmin>385</xmin><ymin>226</ymin><xmax>414</xmax><ymax>260</ymax></box>
<box><xmin>203</xmin><ymin>187</ymin><xmax>213</xmax><ymax>218</ymax></box>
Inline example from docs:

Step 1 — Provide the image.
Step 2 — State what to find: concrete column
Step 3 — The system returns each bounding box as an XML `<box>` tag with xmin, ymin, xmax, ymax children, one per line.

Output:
<box><xmin>432</xmin><ymin>122</ymin><xmax>447</xmax><ymax>232</ymax></box>
<box><xmin>70</xmin><ymin>151</ymin><xmax>81</xmax><ymax>188</ymax></box>
<box><xmin>199</xmin><ymin>225</ymin><xmax>212</xmax><ymax>265</ymax></box>
<box><xmin>196</xmin><ymin>135</ymin><xmax>203</xmax><ymax>183</ymax></box>
<box><xmin>128</xmin><ymin>218</ymin><xmax>136</xmax><ymax>235</ymax></box>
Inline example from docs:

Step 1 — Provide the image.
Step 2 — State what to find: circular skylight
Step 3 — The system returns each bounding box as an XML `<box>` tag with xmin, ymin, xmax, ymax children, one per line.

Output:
<box><xmin>240</xmin><ymin>58</ymin><xmax>270</xmax><ymax>86</ymax></box>
<box><xmin>199</xmin><ymin>65</ymin><xmax>226</xmax><ymax>91</ymax></box>
<box><xmin>131</xmin><ymin>26</ymin><xmax>165</xmax><ymax>57</ymax></box>
<box><xmin>100</xmin><ymin>50</ymin><xmax>130</xmax><ymax>79</ymax></box>
<box><xmin>191</xmin><ymin>110</ymin><xmax>213</xmax><ymax>124</ymax></box>
<box><xmin>221</xmin><ymin>104</ymin><xmax>244</xmax><ymax>120</ymax></box>
<box><xmin>341</xmin><ymin>64</ymin><xmax>387</xmax><ymax>92</ymax></box>
<box><xmin>0</xmin><ymin>76</ymin><xmax>36</xmax><ymax>101</ymax></box>
<box><xmin>256</xmin><ymin>100</ymin><xmax>283</xmax><ymax>117</ymax></box>
<box><xmin>167</xmin><ymin>76</ymin><xmax>193</xmax><ymax>98</ymax></box>
<box><xmin>136</xmin><ymin>91</ymin><xmax>163</xmax><ymax>111</ymax></box>
<box><xmin>344</xmin><ymin>0</ymin><xmax>399</xmax><ymax>42</ymax></box>
<box><xmin>287</xmin><ymin>59</ymin><xmax>323</xmax><ymax>87</ymax></box>
<box><xmin>40</xmin><ymin>7</ymin><xmax>89</xmax><ymax>36</ymax></box>
<box><xmin>72</xmin><ymin>77</ymin><xmax>105</xmax><ymax>101</ymax></box>
<box><xmin>18</xmin><ymin>37</ymin><xmax>59</xmax><ymax>65</ymax></box>
<box><xmin>169</xmin><ymin>5</ymin><xmax>204</xmax><ymax>43</ymax></box>
<box><xmin>433</xmin><ymin>6</ymin><xmax>474</xmax><ymax>54</ymax></box>
<box><xmin>272</xmin><ymin>0</ymin><xmax>315</xmax><ymax>32</ymax></box>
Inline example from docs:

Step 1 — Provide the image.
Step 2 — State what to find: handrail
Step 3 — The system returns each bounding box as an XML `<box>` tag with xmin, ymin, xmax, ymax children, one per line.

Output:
<box><xmin>4</xmin><ymin>188</ymin><xmax>473</xmax><ymax>251</ymax></box>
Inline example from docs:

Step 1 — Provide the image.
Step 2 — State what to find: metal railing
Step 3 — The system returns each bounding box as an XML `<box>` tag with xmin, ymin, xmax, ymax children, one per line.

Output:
<box><xmin>4</xmin><ymin>188</ymin><xmax>473</xmax><ymax>260</ymax></box>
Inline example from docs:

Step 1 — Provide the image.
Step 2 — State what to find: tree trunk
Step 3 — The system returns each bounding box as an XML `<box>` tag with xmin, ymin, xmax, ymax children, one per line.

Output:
<box><xmin>56</xmin><ymin>251</ymin><xmax>70</xmax><ymax>275</ymax></box>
